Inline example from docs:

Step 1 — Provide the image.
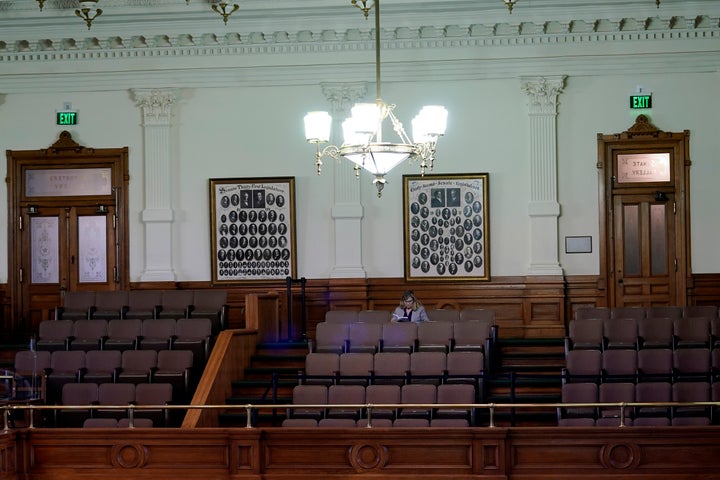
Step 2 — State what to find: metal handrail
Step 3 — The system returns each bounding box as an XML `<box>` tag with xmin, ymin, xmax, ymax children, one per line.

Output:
<box><xmin>3</xmin><ymin>400</ymin><xmax>718</xmax><ymax>430</ymax></box>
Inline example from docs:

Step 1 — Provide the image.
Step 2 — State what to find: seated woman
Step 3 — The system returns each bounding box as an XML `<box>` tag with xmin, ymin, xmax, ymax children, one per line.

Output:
<box><xmin>390</xmin><ymin>290</ymin><xmax>429</xmax><ymax>323</ymax></box>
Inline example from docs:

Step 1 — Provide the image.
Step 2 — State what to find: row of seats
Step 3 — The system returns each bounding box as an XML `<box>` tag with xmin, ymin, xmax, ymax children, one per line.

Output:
<box><xmin>324</xmin><ymin>308</ymin><xmax>495</xmax><ymax>324</ymax></box>
<box><xmin>565</xmin><ymin>316</ymin><xmax>720</xmax><ymax>352</ymax></box>
<box><xmin>282</xmin><ymin>418</ymin><xmax>470</xmax><ymax>428</ymax></box>
<box><xmin>13</xmin><ymin>349</ymin><xmax>194</xmax><ymax>403</ymax></box>
<box><xmin>33</xmin><ymin>318</ymin><xmax>212</xmax><ymax>364</ymax></box>
<box><xmin>57</xmin><ymin>382</ymin><xmax>173</xmax><ymax>428</ymax></box>
<box><xmin>302</xmin><ymin>351</ymin><xmax>485</xmax><ymax>390</ymax></box>
<box><xmin>286</xmin><ymin>383</ymin><xmax>478</xmax><ymax>425</ymax></box>
<box><xmin>575</xmin><ymin>305</ymin><xmax>720</xmax><ymax>320</ymax></box>
<box><xmin>312</xmin><ymin>320</ymin><xmax>495</xmax><ymax>356</ymax></box>
<box><xmin>564</xmin><ymin>348</ymin><xmax>720</xmax><ymax>383</ymax></box>
<box><xmin>558</xmin><ymin>380</ymin><xmax>720</xmax><ymax>426</ymax></box>
<box><xmin>55</xmin><ymin>289</ymin><xmax>228</xmax><ymax>333</ymax></box>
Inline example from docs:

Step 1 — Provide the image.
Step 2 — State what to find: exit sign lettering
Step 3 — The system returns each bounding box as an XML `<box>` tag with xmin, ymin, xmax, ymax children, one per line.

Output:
<box><xmin>630</xmin><ymin>95</ymin><xmax>652</xmax><ymax>109</ymax></box>
<box><xmin>56</xmin><ymin>111</ymin><xmax>78</xmax><ymax>125</ymax></box>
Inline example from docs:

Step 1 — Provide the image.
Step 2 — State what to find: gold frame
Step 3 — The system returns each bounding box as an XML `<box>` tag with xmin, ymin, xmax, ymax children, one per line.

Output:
<box><xmin>209</xmin><ymin>176</ymin><xmax>296</xmax><ymax>284</ymax></box>
<box><xmin>403</xmin><ymin>173</ymin><xmax>489</xmax><ymax>282</ymax></box>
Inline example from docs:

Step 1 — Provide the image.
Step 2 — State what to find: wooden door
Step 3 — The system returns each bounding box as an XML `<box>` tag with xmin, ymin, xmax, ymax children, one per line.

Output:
<box><xmin>612</xmin><ymin>193</ymin><xmax>677</xmax><ymax>307</ymax></box>
<box><xmin>597</xmin><ymin>115</ymin><xmax>690</xmax><ymax>308</ymax></box>
<box><xmin>6</xmin><ymin>131</ymin><xmax>129</xmax><ymax>340</ymax></box>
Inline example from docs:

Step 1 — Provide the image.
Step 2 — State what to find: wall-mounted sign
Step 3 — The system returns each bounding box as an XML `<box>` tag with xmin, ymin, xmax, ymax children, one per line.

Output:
<box><xmin>630</xmin><ymin>94</ymin><xmax>652</xmax><ymax>109</ymax></box>
<box><xmin>56</xmin><ymin>111</ymin><xmax>78</xmax><ymax>125</ymax></box>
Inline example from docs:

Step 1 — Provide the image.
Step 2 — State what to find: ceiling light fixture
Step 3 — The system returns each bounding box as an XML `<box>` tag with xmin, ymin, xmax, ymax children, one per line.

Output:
<box><xmin>211</xmin><ymin>0</ymin><xmax>239</xmax><ymax>25</ymax></box>
<box><xmin>304</xmin><ymin>0</ymin><xmax>448</xmax><ymax>197</ymax></box>
<box><xmin>75</xmin><ymin>0</ymin><xmax>103</xmax><ymax>29</ymax></box>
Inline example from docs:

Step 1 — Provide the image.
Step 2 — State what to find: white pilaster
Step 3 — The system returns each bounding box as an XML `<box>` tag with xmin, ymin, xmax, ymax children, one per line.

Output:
<box><xmin>520</xmin><ymin>76</ymin><xmax>566</xmax><ymax>276</ymax></box>
<box><xmin>321</xmin><ymin>82</ymin><xmax>368</xmax><ymax>278</ymax></box>
<box><xmin>131</xmin><ymin>88</ymin><xmax>179</xmax><ymax>282</ymax></box>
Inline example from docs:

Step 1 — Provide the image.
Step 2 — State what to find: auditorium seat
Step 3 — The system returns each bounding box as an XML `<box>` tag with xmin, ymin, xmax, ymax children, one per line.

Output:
<box><xmin>602</xmin><ymin>318</ymin><xmax>638</xmax><ymax>350</ymax></box>
<box><xmin>357</xmin><ymin>418</ymin><xmax>393</xmax><ymax>428</ymax></box>
<box><xmin>409</xmin><ymin>351</ymin><xmax>446</xmax><ymax>385</ymax></box>
<box><xmin>634</xmin><ymin>382</ymin><xmax>671</xmax><ymax>425</ymax></box>
<box><xmin>458</xmin><ymin>308</ymin><xmax>495</xmax><ymax>323</ymax></box>
<box><xmin>82</xmin><ymin>350</ymin><xmax>121</xmax><ymax>384</ymax></box>
<box><xmin>430</xmin><ymin>419</ymin><xmax>469</xmax><ymax>427</ymax></box>
<box><xmin>380</xmin><ymin>322</ymin><xmax>417</xmax><ymax>353</ymax></box>
<box><xmin>601</xmin><ymin>349</ymin><xmax>637</xmax><ymax>383</ymax></box>
<box><xmin>357</xmin><ymin>310</ymin><xmax>390</xmax><ymax>324</ymax></box>
<box><xmin>118</xmin><ymin>350</ymin><xmax>157</xmax><ymax>384</ymax></box>
<box><xmin>611</xmin><ymin>307</ymin><xmax>646</xmax><ymax>320</ymax></box>
<box><xmin>104</xmin><ymin>319</ymin><xmax>142</xmax><ymax>351</ymax></box>
<box><xmin>324</xmin><ymin>310</ymin><xmax>358</xmax><ymax>324</ymax></box>
<box><xmin>372</xmin><ymin>352</ymin><xmax>410</xmax><ymax>385</ymax></box>
<box><xmin>56</xmin><ymin>382</ymin><xmax>98</xmax><ymax>427</ymax></box>
<box><xmin>672</xmin><ymin>381</ymin><xmax>711</xmax><ymax>423</ymax></box>
<box><xmin>125</xmin><ymin>290</ymin><xmax>162</xmax><ymax>320</ymax></box>
<box><xmin>318</xmin><ymin>418</ymin><xmax>357</xmax><ymax>427</ymax></box>
<box><xmin>365</xmin><ymin>384</ymin><xmax>400</xmax><ymax>421</ymax></box>
<box><xmin>574</xmin><ymin>306</ymin><xmax>610</xmax><ymax>321</ymax></box>
<box><xmin>157</xmin><ymin>290</ymin><xmax>194</xmax><ymax>319</ymax></box>
<box><xmin>55</xmin><ymin>291</ymin><xmax>95</xmax><ymax>320</ymax></box>
<box><xmin>673</xmin><ymin>317</ymin><xmax>711</xmax><ymax>349</ymax></box>
<box><xmin>311</xmin><ymin>322</ymin><xmax>349</xmax><ymax>354</ymax></box>
<box><xmin>637</xmin><ymin>348</ymin><xmax>673</xmax><ymax>382</ymax></box>
<box><xmin>337</xmin><ymin>353</ymin><xmax>373</xmax><ymax>385</ymax></box>
<box><xmin>69</xmin><ymin>319</ymin><xmax>108</xmax><ymax>352</ymax></box>
<box><xmin>172</xmin><ymin>317</ymin><xmax>212</xmax><ymax>366</ymax></box>
<box><xmin>398</xmin><ymin>384</ymin><xmax>436</xmax><ymax>420</ymax></box>
<box><xmin>393</xmin><ymin>418</ymin><xmax>430</xmax><ymax>427</ymax></box>
<box><xmin>134</xmin><ymin>383</ymin><xmax>173</xmax><ymax>427</ymax></box>
<box><xmin>96</xmin><ymin>382</ymin><xmax>136</xmax><ymax>419</ymax></box>
<box><xmin>426</xmin><ymin>309</ymin><xmax>458</xmax><ymax>323</ymax></box>
<box><xmin>672</xmin><ymin>348</ymin><xmax>711</xmax><ymax>382</ymax></box>
<box><xmin>287</xmin><ymin>384</ymin><xmax>327</xmax><ymax>421</ymax></box>
<box><xmin>683</xmin><ymin>305</ymin><xmax>718</xmax><ymax>319</ymax></box>
<box><xmin>557</xmin><ymin>382</ymin><xmax>597</xmax><ymax>426</ymax></box>
<box><xmin>152</xmin><ymin>350</ymin><xmax>194</xmax><ymax>400</ymax></box>
<box><xmin>565</xmin><ymin>319</ymin><xmax>603</xmax><ymax>352</ymax></box>
<box><xmin>47</xmin><ymin>350</ymin><xmax>86</xmax><ymax>403</ymax></box>
<box><xmin>326</xmin><ymin>384</ymin><xmax>364</xmax><ymax>420</ymax></box>
<box><xmin>645</xmin><ymin>306</ymin><xmax>682</xmax><ymax>319</ymax></box>
<box><xmin>452</xmin><ymin>320</ymin><xmax>492</xmax><ymax>353</ymax></box>
<box><xmin>302</xmin><ymin>353</ymin><xmax>339</xmax><ymax>386</ymax></box>
<box><xmin>563</xmin><ymin>349</ymin><xmax>602</xmax><ymax>384</ymax></box>
<box><xmin>36</xmin><ymin>320</ymin><xmax>73</xmax><ymax>352</ymax></box>
<box><xmin>83</xmin><ymin>418</ymin><xmax>120</xmax><ymax>428</ymax></box>
<box><xmin>139</xmin><ymin>318</ymin><xmax>176</xmax><ymax>351</ymax></box>
<box><xmin>416</xmin><ymin>321</ymin><xmax>453</xmax><ymax>353</ymax></box>
<box><xmin>12</xmin><ymin>350</ymin><xmax>51</xmax><ymax>401</ymax></box>
<box><xmin>637</xmin><ymin>317</ymin><xmax>674</xmax><ymax>349</ymax></box>
<box><xmin>435</xmin><ymin>383</ymin><xmax>475</xmax><ymax>424</ymax></box>
<box><xmin>118</xmin><ymin>417</ymin><xmax>154</xmax><ymax>428</ymax></box>
<box><xmin>347</xmin><ymin>322</ymin><xmax>382</xmax><ymax>354</ymax></box>
<box><xmin>596</xmin><ymin>382</ymin><xmax>634</xmax><ymax>425</ymax></box>
<box><xmin>91</xmin><ymin>291</ymin><xmax>128</xmax><ymax>320</ymax></box>
<box><xmin>446</xmin><ymin>351</ymin><xmax>484</xmax><ymax>400</ymax></box>
<box><xmin>281</xmin><ymin>418</ymin><xmax>318</xmax><ymax>427</ymax></box>
<box><xmin>189</xmin><ymin>289</ymin><xmax>228</xmax><ymax>333</ymax></box>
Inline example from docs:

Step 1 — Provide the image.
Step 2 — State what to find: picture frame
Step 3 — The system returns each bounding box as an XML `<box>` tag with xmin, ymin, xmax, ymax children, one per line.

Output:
<box><xmin>209</xmin><ymin>176</ymin><xmax>296</xmax><ymax>284</ymax></box>
<box><xmin>403</xmin><ymin>173</ymin><xmax>490</xmax><ymax>282</ymax></box>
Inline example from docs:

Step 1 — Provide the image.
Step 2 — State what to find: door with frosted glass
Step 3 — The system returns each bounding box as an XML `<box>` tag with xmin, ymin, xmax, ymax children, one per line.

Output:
<box><xmin>612</xmin><ymin>193</ymin><xmax>677</xmax><ymax>307</ymax></box>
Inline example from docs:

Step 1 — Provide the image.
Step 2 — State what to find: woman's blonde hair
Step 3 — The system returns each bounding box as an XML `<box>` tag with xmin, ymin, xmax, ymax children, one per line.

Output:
<box><xmin>399</xmin><ymin>290</ymin><xmax>422</xmax><ymax>309</ymax></box>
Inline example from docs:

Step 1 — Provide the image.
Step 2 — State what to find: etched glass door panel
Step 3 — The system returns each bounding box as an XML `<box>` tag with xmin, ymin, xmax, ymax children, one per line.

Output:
<box><xmin>30</xmin><ymin>216</ymin><xmax>60</xmax><ymax>284</ymax></box>
<box><xmin>78</xmin><ymin>215</ymin><xmax>107</xmax><ymax>283</ymax></box>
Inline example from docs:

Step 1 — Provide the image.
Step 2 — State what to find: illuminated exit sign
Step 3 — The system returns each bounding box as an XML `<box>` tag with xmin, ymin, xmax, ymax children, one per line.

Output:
<box><xmin>630</xmin><ymin>94</ymin><xmax>652</xmax><ymax>109</ymax></box>
<box><xmin>56</xmin><ymin>111</ymin><xmax>78</xmax><ymax>125</ymax></box>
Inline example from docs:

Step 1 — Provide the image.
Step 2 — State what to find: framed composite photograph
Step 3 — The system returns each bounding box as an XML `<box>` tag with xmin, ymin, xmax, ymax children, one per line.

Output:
<box><xmin>209</xmin><ymin>177</ymin><xmax>296</xmax><ymax>284</ymax></box>
<box><xmin>403</xmin><ymin>173</ymin><xmax>490</xmax><ymax>282</ymax></box>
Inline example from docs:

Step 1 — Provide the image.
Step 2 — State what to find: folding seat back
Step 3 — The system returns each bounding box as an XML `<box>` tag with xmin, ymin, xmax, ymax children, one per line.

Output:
<box><xmin>602</xmin><ymin>318</ymin><xmax>638</xmax><ymax>350</ymax></box>
<box><xmin>380</xmin><ymin>322</ymin><xmax>417</xmax><ymax>353</ymax></box>
<box><xmin>325</xmin><ymin>310</ymin><xmax>358</xmax><ymax>324</ymax></box>
<box><xmin>365</xmin><ymin>384</ymin><xmax>400</xmax><ymax>420</ymax></box>
<box><xmin>673</xmin><ymin>317</ymin><xmax>711</xmax><ymax>349</ymax></box>
<box><xmin>118</xmin><ymin>350</ymin><xmax>158</xmax><ymax>384</ymax></box>
<box><xmin>105</xmin><ymin>319</ymin><xmax>142</xmax><ymax>351</ymax></box>
<box><xmin>134</xmin><ymin>383</ymin><xmax>173</xmax><ymax>426</ymax></box>
<box><xmin>683</xmin><ymin>305</ymin><xmax>718</xmax><ymax>319</ymax></box>
<box><xmin>637</xmin><ymin>317</ymin><xmax>674</xmax><ymax>349</ymax></box>
<box><xmin>574</xmin><ymin>307</ymin><xmax>610</xmax><ymax>321</ymax></box>
<box><xmin>125</xmin><ymin>290</ymin><xmax>162</xmax><ymax>319</ymax></box>
<box><xmin>91</xmin><ymin>291</ymin><xmax>128</xmax><ymax>320</ymax></box>
<box><xmin>563</xmin><ymin>349</ymin><xmax>601</xmax><ymax>382</ymax></box>
<box><xmin>611</xmin><ymin>307</ymin><xmax>646</xmax><ymax>320</ymax></box>
<box><xmin>326</xmin><ymin>384</ymin><xmax>365</xmax><ymax>420</ymax></box>
<box><xmin>70</xmin><ymin>319</ymin><xmax>108</xmax><ymax>351</ymax></box>
<box><xmin>645</xmin><ymin>306</ymin><xmax>682</xmax><ymax>319</ymax></box>
<box><xmin>458</xmin><ymin>309</ymin><xmax>495</xmax><ymax>323</ymax></box>
<box><xmin>337</xmin><ymin>353</ymin><xmax>373</xmax><ymax>385</ymax></box>
<box><xmin>399</xmin><ymin>384</ymin><xmax>436</xmax><ymax>419</ymax></box>
<box><xmin>372</xmin><ymin>352</ymin><xmax>410</xmax><ymax>385</ymax></box>
<box><xmin>47</xmin><ymin>350</ymin><xmax>86</xmax><ymax>401</ymax></box>
<box><xmin>347</xmin><ymin>322</ymin><xmax>382</xmax><ymax>353</ymax></box>
<box><xmin>393</xmin><ymin>418</ymin><xmax>430</xmax><ymax>427</ymax></box>
<box><xmin>409</xmin><ymin>351</ymin><xmax>446</xmax><ymax>384</ymax></box>
<box><xmin>598</xmin><ymin>382</ymin><xmax>634</xmax><ymax>421</ymax></box>
<box><xmin>153</xmin><ymin>349</ymin><xmax>194</xmax><ymax>400</ymax></box>
<box><xmin>82</xmin><ymin>349</ymin><xmax>121</xmax><ymax>384</ymax></box>
<box><xmin>416</xmin><ymin>322</ymin><xmax>453</xmax><ymax>353</ymax></box>
<box><xmin>637</xmin><ymin>348</ymin><xmax>672</xmax><ymax>381</ymax></box>
<box><xmin>318</xmin><ymin>418</ymin><xmax>357</xmax><ymax>427</ymax></box>
<box><xmin>435</xmin><ymin>383</ymin><xmax>475</xmax><ymax>423</ymax></box>
<box><xmin>288</xmin><ymin>384</ymin><xmax>327</xmax><ymax>420</ymax></box>
<box><xmin>118</xmin><ymin>417</ymin><xmax>153</xmax><ymax>428</ymax></box>
<box><xmin>426</xmin><ymin>309</ymin><xmax>458</xmax><ymax>323</ymax></box>
<box><xmin>57</xmin><ymin>382</ymin><xmax>98</xmax><ymax>427</ymax></box>
<box><xmin>173</xmin><ymin>317</ymin><xmax>212</xmax><ymax>365</ymax></box>
<box><xmin>357</xmin><ymin>310</ymin><xmax>390</xmax><ymax>324</ymax></box>
<box><xmin>303</xmin><ymin>353</ymin><xmax>339</xmax><ymax>385</ymax></box>
<box><xmin>190</xmin><ymin>289</ymin><xmax>228</xmax><ymax>333</ymax></box>
<box><xmin>566</xmin><ymin>319</ymin><xmax>603</xmax><ymax>351</ymax></box>
<box><xmin>139</xmin><ymin>318</ymin><xmax>176</xmax><ymax>351</ymax></box>
<box><xmin>672</xmin><ymin>348</ymin><xmax>711</xmax><ymax>381</ymax></box>
<box><xmin>430</xmin><ymin>418</ymin><xmax>469</xmax><ymax>427</ymax></box>
<box><xmin>282</xmin><ymin>418</ymin><xmax>318</xmax><ymax>427</ymax></box>
<box><xmin>672</xmin><ymin>381</ymin><xmax>711</xmax><ymax>421</ymax></box>
<box><xmin>84</xmin><ymin>418</ymin><xmax>119</xmax><ymax>428</ymax></box>
<box><xmin>158</xmin><ymin>290</ymin><xmax>194</xmax><ymax>319</ymax></box>
<box><xmin>601</xmin><ymin>349</ymin><xmax>637</xmax><ymax>382</ymax></box>
<box><xmin>36</xmin><ymin>319</ymin><xmax>73</xmax><ymax>352</ymax></box>
<box><xmin>312</xmin><ymin>322</ymin><xmax>349</xmax><ymax>354</ymax></box>
<box><xmin>13</xmin><ymin>350</ymin><xmax>51</xmax><ymax>400</ymax></box>
<box><xmin>14</xmin><ymin>350</ymin><xmax>52</xmax><ymax>374</ymax></box>
<box><xmin>558</xmin><ymin>382</ymin><xmax>597</xmax><ymax>425</ymax></box>
<box><xmin>446</xmin><ymin>350</ymin><xmax>484</xmax><ymax>398</ymax></box>
<box><xmin>97</xmin><ymin>383</ymin><xmax>136</xmax><ymax>419</ymax></box>
<box><xmin>452</xmin><ymin>320</ymin><xmax>492</xmax><ymax>353</ymax></box>
<box><xmin>56</xmin><ymin>291</ymin><xmax>95</xmax><ymax>320</ymax></box>
<box><xmin>634</xmin><ymin>382</ymin><xmax>671</xmax><ymax>421</ymax></box>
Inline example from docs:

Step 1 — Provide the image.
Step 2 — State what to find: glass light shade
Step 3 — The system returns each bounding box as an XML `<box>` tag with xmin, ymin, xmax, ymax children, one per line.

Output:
<box><xmin>350</xmin><ymin>103</ymin><xmax>381</xmax><ymax>135</ymax></box>
<box><xmin>342</xmin><ymin>117</ymin><xmax>370</xmax><ymax>146</ymax></box>
<box><xmin>341</xmin><ymin>143</ymin><xmax>414</xmax><ymax>175</ymax></box>
<box><xmin>304</xmin><ymin>111</ymin><xmax>332</xmax><ymax>143</ymax></box>
<box><xmin>412</xmin><ymin>105</ymin><xmax>448</xmax><ymax>143</ymax></box>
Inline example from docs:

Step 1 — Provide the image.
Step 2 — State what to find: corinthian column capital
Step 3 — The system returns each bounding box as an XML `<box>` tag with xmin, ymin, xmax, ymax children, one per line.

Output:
<box><xmin>320</xmin><ymin>82</ymin><xmax>367</xmax><ymax>119</ymax></box>
<box><xmin>131</xmin><ymin>88</ymin><xmax>179</xmax><ymax>125</ymax></box>
<box><xmin>520</xmin><ymin>76</ymin><xmax>566</xmax><ymax>115</ymax></box>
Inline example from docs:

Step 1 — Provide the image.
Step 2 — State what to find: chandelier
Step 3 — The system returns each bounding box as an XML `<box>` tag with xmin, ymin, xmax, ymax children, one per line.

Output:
<box><xmin>303</xmin><ymin>0</ymin><xmax>448</xmax><ymax>197</ymax></box>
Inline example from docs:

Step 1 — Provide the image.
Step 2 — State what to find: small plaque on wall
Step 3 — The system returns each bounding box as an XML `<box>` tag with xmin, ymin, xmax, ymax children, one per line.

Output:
<box><xmin>565</xmin><ymin>236</ymin><xmax>592</xmax><ymax>254</ymax></box>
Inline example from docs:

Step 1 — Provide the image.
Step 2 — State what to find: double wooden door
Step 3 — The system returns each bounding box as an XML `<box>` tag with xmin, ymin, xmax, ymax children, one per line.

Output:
<box><xmin>598</xmin><ymin>116</ymin><xmax>690</xmax><ymax>307</ymax></box>
<box><xmin>6</xmin><ymin>131</ymin><xmax>129</xmax><ymax>339</ymax></box>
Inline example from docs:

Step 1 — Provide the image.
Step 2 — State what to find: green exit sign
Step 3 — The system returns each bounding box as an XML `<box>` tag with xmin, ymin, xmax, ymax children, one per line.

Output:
<box><xmin>56</xmin><ymin>111</ymin><xmax>78</xmax><ymax>125</ymax></box>
<box><xmin>630</xmin><ymin>95</ymin><xmax>652</xmax><ymax>109</ymax></box>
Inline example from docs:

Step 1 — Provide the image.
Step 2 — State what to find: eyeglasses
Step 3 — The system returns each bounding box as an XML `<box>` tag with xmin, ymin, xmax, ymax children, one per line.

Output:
<box><xmin>403</xmin><ymin>298</ymin><xmax>415</xmax><ymax>303</ymax></box>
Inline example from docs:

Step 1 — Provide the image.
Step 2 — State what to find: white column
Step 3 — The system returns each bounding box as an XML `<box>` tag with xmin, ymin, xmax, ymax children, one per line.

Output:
<box><xmin>321</xmin><ymin>82</ymin><xmax>368</xmax><ymax>278</ymax></box>
<box><xmin>520</xmin><ymin>76</ymin><xmax>566</xmax><ymax>276</ymax></box>
<box><xmin>131</xmin><ymin>88</ymin><xmax>179</xmax><ymax>282</ymax></box>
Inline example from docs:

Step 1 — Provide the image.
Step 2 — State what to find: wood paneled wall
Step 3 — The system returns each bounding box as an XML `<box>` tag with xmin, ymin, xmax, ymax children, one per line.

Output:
<box><xmin>3</xmin><ymin>426</ymin><xmax>720</xmax><ymax>480</ymax></box>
